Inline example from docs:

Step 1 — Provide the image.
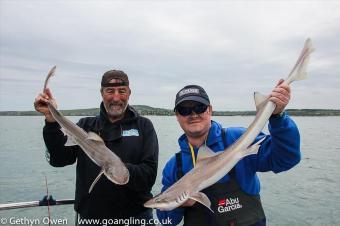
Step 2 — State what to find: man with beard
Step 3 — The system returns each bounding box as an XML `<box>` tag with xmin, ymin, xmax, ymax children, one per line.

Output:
<box><xmin>34</xmin><ymin>70</ymin><xmax>159</xmax><ymax>225</ymax></box>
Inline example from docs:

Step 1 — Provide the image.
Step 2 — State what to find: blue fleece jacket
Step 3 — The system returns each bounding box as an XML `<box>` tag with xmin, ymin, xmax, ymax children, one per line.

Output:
<box><xmin>156</xmin><ymin>112</ymin><xmax>301</xmax><ymax>225</ymax></box>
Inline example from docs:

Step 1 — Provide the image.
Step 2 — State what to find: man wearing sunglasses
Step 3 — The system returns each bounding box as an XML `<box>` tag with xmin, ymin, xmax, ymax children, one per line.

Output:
<box><xmin>157</xmin><ymin>83</ymin><xmax>301</xmax><ymax>226</ymax></box>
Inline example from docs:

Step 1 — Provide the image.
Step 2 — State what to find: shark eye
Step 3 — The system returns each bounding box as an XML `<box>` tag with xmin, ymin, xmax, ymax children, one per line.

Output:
<box><xmin>155</xmin><ymin>198</ymin><xmax>166</xmax><ymax>203</ymax></box>
<box><xmin>155</xmin><ymin>197</ymin><xmax>168</xmax><ymax>203</ymax></box>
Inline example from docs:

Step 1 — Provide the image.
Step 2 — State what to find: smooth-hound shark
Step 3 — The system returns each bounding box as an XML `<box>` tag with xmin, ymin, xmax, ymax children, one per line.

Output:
<box><xmin>43</xmin><ymin>67</ymin><xmax>129</xmax><ymax>193</ymax></box>
<box><xmin>144</xmin><ymin>39</ymin><xmax>314</xmax><ymax>212</ymax></box>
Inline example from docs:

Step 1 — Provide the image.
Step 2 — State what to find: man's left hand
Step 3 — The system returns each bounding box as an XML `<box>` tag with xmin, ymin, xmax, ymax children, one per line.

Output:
<box><xmin>269</xmin><ymin>79</ymin><xmax>291</xmax><ymax>115</ymax></box>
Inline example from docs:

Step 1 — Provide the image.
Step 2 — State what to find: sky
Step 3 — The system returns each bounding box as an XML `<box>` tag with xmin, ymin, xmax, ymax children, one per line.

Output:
<box><xmin>1</xmin><ymin>0</ymin><xmax>339</xmax><ymax>111</ymax></box>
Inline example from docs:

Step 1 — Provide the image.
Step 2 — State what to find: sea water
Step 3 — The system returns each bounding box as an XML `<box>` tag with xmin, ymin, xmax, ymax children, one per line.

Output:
<box><xmin>0</xmin><ymin>116</ymin><xmax>339</xmax><ymax>225</ymax></box>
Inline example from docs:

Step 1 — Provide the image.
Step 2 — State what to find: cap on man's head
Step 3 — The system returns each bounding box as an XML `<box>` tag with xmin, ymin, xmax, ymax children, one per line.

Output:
<box><xmin>101</xmin><ymin>70</ymin><xmax>129</xmax><ymax>87</ymax></box>
<box><xmin>175</xmin><ymin>85</ymin><xmax>210</xmax><ymax>109</ymax></box>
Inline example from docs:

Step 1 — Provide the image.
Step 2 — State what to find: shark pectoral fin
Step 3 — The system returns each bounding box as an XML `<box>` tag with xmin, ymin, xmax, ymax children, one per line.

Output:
<box><xmin>190</xmin><ymin>192</ymin><xmax>214</xmax><ymax>213</ymax></box>
<box><xmin>254</xmin><ymin>92</ymin><xmax>268</xmax><ymax>111</ymax></box>
<box><xmin>88</xmin><ymin>170</ymin><xmax>104</xmax><ymax>194</ymax></box>
<box><xmin>196</xmin><ymin>145</ymin><xmax>220</xmax><ymax>162</ymax></box>
<box><xmin>244</xmin><ymin>136</ymin><xmax>267</xmax><ymax>157</ymax></box>
<box><xmin>87</xmin><ymin>131</ymin><xmax>105</xmax><ymax>143</ymax></box>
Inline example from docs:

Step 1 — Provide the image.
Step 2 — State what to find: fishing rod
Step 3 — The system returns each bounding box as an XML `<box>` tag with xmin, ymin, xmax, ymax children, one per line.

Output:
<box><xmin>0</xmin><ymin>176</ymin><xmax>74</xmax><ymax>211</ymax></box>
<box><xmin>0</xmin><ymin>176</ymin><xmax>77</xmax><ymax>225</ymax></box>
<box><xmin>0</xmin><ymin>195</ymin><xmax>74</xmax><ymax>211</ymax></box>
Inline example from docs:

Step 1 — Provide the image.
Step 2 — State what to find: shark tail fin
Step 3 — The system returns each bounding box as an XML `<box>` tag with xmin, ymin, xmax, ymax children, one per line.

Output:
<box><xmin>88</xmin><ymin>170</ymin><xmax>104</xmax><ymax>193</ymax></box>
<box><xmin>190</xmin><ymin>192</ymin><xmax>214</xmax><ymax>213</ymax></box>
<box><xmin>43</xmin><ymin>65</ymin><xmax>57</xmax><ymax>91</ymax></box>
<box><xmin>285</xmin><ymin>38</ymin><xmax>314</xmax><ymax>84</ymax></box>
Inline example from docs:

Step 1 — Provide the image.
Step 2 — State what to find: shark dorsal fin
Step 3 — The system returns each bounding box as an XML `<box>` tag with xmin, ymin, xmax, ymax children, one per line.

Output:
<box><xmin>87</xmin><ymin>131</ymin><xmax>104</xmax><ymax>143</ymax></box>
<box><xmin>61</xmin><ymin>128</ymin><xmax>78</xmax><ymax>146</ymax></box>
<box><xmin>189</xmin><ymin>192</ymin><xmax>214</xmax><ymax>213</ymax></box>
<box><xmin>196</xmin><ymin>145</ymin><xmax>219</xmax><ymax>162</ymax></box>
<box><xmin>242</xmin><ymin>136</ymin><xmax>267</xmax><ymax>157</ymax></box>
<box><xmin>254</xmin><ymin>92</ymin><xmax>268</xmax><ymax>111</ymax></box>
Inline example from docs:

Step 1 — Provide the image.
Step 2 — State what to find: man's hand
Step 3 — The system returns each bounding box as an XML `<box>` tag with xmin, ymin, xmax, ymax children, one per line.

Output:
<box><xmin>269</xmin><ymin>79</ymin><xmax>291</xmax><ymax>115</ymax></box>
<box><xmin>34</xmin><ymin>88</ymin><xmax>57</xmax><ymax>122</ymax></box>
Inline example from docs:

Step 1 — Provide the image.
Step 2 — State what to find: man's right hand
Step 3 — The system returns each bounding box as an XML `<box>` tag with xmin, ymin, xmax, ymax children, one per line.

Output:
<box><xmin>34</xmin><ymin>88</ymin><xmax>57</xmax><ymax>122</ymax></box>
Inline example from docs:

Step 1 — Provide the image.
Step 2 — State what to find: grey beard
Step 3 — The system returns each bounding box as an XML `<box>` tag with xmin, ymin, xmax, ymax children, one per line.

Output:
<box><xmin>106</xmin><ymin>103</ymin><xmax>128</xmax><ymax>118</ymax></box>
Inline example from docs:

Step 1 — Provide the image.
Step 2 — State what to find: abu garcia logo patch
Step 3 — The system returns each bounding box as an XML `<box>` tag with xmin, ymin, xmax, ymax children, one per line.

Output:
<box><xmin>122</xmin><ymin>129</ymin><xmax>139</xmax><ymax>137</ymax></box>
<box><xmin>217</xmin><ymin>197</ymin><xmax>243</xmax><ymax>213</ymax></box>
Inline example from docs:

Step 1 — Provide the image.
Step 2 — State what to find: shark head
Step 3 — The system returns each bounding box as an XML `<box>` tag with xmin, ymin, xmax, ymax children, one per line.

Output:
<box><xmin>103</xmin><ymin>163</ymin><xmax>130</xmax><ymax>185</ymax></box>
<box><xmin>144</xmin><ymin>188</ymin><xmax>213</xmax><ymax>212</ymax></box>
<box><xmin>144</xmin><ymin>192</ymin><xmax>184</xmax><ymax>211</ymax></box>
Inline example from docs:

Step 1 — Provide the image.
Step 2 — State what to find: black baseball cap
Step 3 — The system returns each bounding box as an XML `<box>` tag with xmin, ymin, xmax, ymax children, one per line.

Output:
<box><xmin>101</xmin><ymin>70</ymin><xmax>129</xmax><ymax>87</ymax></box>
<box><xmin>174</xmin><ymin>85</ymin><xmax>210</xmax><ymax>109</ymax></box>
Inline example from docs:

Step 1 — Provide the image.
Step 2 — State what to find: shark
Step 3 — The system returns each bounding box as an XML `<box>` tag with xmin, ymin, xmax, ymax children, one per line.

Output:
<box><xmin>43</xmin><ymin>66</ymin><xmax>130</xmax><ymax>193</ymax></box>
<box><xmin>144</xmin><ymin>38</ymin><xmax>314</xmax><ymax>212</ymax></box>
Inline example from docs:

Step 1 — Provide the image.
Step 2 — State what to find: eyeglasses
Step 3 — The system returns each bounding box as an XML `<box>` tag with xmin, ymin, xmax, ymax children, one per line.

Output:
<box><xmin>175</xmin><ymin>103</ymin><xmax>208</xmax><ymax>116</ymax></box>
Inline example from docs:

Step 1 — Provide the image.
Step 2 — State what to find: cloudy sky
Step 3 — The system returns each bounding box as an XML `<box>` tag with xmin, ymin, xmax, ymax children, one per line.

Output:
<box><xmin>1</xmin><ymin>0</ymin><xmax>339</xmax><ymax>111</ymax></box>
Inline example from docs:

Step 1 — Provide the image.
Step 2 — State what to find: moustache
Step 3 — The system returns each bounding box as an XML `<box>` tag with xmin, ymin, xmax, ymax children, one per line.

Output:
<box><xmin>108</xmin><ymin>102</ymin><xmax>124</xmax><ymax>108</ymax></box>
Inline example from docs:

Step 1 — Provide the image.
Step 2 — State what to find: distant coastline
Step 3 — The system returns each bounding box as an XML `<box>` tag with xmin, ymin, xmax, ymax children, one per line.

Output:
<box><xmin>0</xmin><ymin>105</ymin><xmax>340</xmax><ymax>116</ymax></box>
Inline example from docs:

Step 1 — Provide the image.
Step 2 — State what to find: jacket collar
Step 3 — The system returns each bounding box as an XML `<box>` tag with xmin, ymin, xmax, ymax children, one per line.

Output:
<box><xmin>178</xmin><ymin>120</ymin><xmax>224</xmax><ymax>153</ymax></box>
<box><xmin>98</xmin><ymin>103</ymin><xmax>139</xmax><ymax>141</ymax></box>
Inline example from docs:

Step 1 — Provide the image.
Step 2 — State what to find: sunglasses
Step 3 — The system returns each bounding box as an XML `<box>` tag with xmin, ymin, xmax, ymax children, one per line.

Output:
<box><xmin>175</xmin><ymin>103</ymin><xmax>208</xmax><ymax>116</ymax></box>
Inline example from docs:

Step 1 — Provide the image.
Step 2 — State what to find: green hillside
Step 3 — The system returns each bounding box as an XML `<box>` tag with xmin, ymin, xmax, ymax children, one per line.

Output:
<box><xmin>0</xmin><ymin>106</ymin><xmax>340</xmax><ymax>116</ymax></box>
